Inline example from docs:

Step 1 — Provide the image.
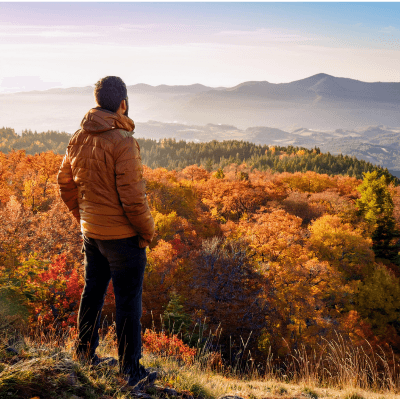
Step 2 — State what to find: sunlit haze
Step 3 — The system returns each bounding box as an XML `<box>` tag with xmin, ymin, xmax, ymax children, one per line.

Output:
<box><xmin>1</xmin><ymin>2</ymin><xmax>400</xmax><ymax>93</ymax></box>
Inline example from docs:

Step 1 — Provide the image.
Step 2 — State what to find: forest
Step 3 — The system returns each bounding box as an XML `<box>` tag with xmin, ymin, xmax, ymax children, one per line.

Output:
<box><xmin>1</xmin><ymin>148</ymin><xmax>400</xmax><ymax>372</ymax></box>
<box><xmin>0</xmin><ymin>127</ymin><xmax>397</xmax><ymax>182</ymax></box>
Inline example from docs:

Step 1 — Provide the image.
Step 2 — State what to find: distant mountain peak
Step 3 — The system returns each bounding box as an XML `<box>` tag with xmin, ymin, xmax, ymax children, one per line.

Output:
<box><xmin>309</xmin><ymin>73</ymin><xmax>334</xmax><ymax>80</ymax></box>
<box><xmin>293</xmin><ymin>73</ymin><xmax>336</xmax><ymax>87</ymax></box>
<box><xmin>292</xmin><ymin>127</ymin><xmax>309</xmax><ymax>133</ymax></box>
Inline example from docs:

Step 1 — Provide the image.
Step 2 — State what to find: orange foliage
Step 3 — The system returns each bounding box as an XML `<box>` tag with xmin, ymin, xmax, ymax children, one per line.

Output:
<box><xmin>199</xmin><ymin>178</ymin><xmax>288</xmax><ymax>221</ymax></box>
<box><xmin>142</xmin><ymin>238</ymin><xmax>190</xmax><ymax>326</ymax></box>
<box><xmin>1</xmin><ymin>149</ymin><xmax>399</xmax><ymax>361</ymax></box>
<box><xmin>235</xmin><ymin>209</ymin><xmax>347</xmax><ymax>350</ymax></box>
<box><xmin>180</xmin><ymin>165</ymin><xmax>209</xmax><ymax>181</ymax></box>
<box><xmin>238</xmin><ymin>209</ymin><xmax>302</xmax><ymax>259</ymax></box>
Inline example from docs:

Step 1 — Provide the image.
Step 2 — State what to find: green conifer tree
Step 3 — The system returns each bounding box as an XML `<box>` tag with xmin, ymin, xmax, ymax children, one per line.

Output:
<box><xmin>163</xmin><ymin>291</ymin><xmax>192</xmax><ymax>336</ymax></box>
<box><xmin>214</xmin><ymin>168</ymin><xmax>225</xmax><ymax>179</ymax></box>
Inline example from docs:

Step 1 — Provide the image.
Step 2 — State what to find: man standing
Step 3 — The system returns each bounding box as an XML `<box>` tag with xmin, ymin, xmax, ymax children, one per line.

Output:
<box><xmin>57</xmin><ymin>76</ymin><xmax>155</xmax><ymax>388</ymax></box>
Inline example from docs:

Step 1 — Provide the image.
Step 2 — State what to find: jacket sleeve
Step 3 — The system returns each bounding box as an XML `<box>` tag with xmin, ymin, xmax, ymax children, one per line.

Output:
<box><xmin>114</xmin><ymin>136</ymin><xmax>155</xmax><ymax>246</ymax></box>
<box><xmin>57</xmin><ymin>151</ymin><xmax>80</xmax><ymax>224</ymax></box>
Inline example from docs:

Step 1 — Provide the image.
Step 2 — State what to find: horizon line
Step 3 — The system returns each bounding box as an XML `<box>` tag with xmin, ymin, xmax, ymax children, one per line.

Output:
<box><xmin>2</xmin><ymin>72</ymin><xmax>400</xmax><ymax>95</ymax></box>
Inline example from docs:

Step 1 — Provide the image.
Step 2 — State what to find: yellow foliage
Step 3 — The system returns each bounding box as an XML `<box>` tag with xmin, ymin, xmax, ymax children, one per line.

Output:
<box><xmin>153</xmin><ymin>210</ymin><xmax>181</xmax><ymax>241</ymax></box>
<box><xmin>309</xmin><ymin>214</ymin><xmax>374</xmax><ymax>280</ymax></box>
<box><xmin>280</xmin><ymin>171</ymin><xmax>336</xmax><ymax>193</ymax></box>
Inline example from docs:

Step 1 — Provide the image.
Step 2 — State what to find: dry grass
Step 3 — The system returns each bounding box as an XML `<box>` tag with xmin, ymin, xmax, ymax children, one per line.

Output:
<box><xmin>0</xmin><ymin>326</ymin><xmax>399</xmax><ymax>399</ymax></box>
<box><xmin>0</xmin><ymin>328</ymin><xmax>132</xmax><ymax>399</ymax></box>
<box><xmin>273</xmin><ymin>335</ymin><xmax>400</xmax><ymax>392</ymax></box>
<box><xmin>145</xmin><ymin>352</ymin><xmax>399</xmax><ymax>399</ymax></box>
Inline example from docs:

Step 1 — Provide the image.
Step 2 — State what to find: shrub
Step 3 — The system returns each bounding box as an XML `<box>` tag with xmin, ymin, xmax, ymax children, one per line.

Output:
<box><xmin>142</xmin><ymin>329</ymin><xmax>196</xmax><ymax>364</ymax></box>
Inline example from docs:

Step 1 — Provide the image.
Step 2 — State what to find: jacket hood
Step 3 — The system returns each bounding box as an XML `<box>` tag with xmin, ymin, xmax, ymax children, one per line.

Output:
<box><xmin>80</xmin><ymin>108</ymin><xmax>135</xmax><ymax>134</ymax></box>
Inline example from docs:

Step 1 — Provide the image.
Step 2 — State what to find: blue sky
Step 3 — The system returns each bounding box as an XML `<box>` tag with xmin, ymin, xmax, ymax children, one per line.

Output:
<box><xmin>0</xmin><ymin>2</ymin><xmax>399</xmax><ymax>92</ymax></box>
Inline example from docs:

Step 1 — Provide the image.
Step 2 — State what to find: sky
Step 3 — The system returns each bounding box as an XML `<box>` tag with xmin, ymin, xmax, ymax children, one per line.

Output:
<box><xmin>0</xmin><ymin>2</ymin><xmax>400</xmax><ymax>93</ymax></box>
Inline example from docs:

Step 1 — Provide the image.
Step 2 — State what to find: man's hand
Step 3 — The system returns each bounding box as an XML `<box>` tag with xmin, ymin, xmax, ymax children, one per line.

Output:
<box><xmin>138</xmin><ymin>236</ymin><xmax>153</xmax><ymax>248</ymax></box>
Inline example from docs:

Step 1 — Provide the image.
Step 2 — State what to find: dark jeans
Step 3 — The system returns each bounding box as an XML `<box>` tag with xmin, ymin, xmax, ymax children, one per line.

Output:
<box><xmin>77</xmin><ymin>234</ymin><xmax>146</xmax><ymax>375</ymax></box>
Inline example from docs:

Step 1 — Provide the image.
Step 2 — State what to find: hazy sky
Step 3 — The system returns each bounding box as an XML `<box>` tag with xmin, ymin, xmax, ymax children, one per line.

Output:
<box><xmin>1</xmin><ymin>2</ymin><xmax>400</xmax><ymax>92</ymax></box>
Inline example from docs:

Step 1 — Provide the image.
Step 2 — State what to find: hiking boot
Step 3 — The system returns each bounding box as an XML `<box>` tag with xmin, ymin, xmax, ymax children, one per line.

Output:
<box><xmin>91</xmin><ymin>354</ymin><xmax>118</xmax><ymax>367</ymax></box>
<box><xmin>77</xmin><ymin>352</ymin><xmax>118</xmax><ymax>367</ymax></box>
<box><xmin>125</xmin><ymin>365</ymin><xmax>158</xmax><ymax>391</ymax></box>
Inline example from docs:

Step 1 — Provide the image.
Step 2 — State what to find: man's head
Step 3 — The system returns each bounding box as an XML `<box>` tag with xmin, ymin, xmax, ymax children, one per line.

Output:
<box><xmin>94</xmin><ymin>76</ymin><xmax>129</xmax><ymax>116</ymax></box>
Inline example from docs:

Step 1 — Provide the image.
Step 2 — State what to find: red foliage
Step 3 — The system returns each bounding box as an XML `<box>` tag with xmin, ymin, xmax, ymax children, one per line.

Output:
<box><xmin>142</xmin><ymin>329</ymin><xmax>196</xmax><ymax>364</ymax></box>
<box><xmin>34</xmin><ymin>253</ymin><xmax>83</xmax><ymax>327</ymax></box>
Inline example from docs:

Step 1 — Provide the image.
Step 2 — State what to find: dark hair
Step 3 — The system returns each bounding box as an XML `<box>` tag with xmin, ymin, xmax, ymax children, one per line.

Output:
<box><xmin>94</xmin><ymin>76</ymin><xmax>127</xmax><ymax>113</ymax></box>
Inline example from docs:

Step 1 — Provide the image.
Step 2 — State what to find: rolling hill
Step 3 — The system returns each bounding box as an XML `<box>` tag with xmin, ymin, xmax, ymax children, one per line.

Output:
<box><xmin>1</xmin><ymin>73</ymin><xmax>400</xmax><ymax>133</ymax></box>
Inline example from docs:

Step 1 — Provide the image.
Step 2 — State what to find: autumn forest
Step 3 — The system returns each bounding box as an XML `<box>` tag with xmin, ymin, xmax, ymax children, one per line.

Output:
<box><xmin>1</xmin><ymin>129</ymin><xmax>400</xmax><ymax>377</ymax></box>
<box><xmin>0</xmin><ymin>127</ymin><xmax>397</xmax><ymax>182</ymax></box>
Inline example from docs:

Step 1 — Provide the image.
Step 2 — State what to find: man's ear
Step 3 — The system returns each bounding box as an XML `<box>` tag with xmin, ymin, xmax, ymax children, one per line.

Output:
<box><xmin>121</xmin><ymin>99</ymin><xmax>127</xmax><ymax>112</ymax></box>
<box><xmin>117</xmin><ymin>99</ymin><xmax>127</xmax><ymax>115</ymax></box>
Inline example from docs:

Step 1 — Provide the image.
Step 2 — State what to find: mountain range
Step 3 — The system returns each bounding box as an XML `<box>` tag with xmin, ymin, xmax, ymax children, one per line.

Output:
<box><xmin>1</xmin><ymin>73</ymin><xmax>400</xmax><ymax>133</ymax></box>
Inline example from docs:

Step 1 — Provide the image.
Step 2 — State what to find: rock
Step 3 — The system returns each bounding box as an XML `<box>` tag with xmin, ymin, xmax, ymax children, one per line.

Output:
<box><xmin>9</xmin><ymin>356</ymin><xmax>20</xmax><ymax>365</ymax></box>
<box><xmin>163</xmin><ymin>388</ymin><xmax>178</xmax><ymax>396</ymax></box>
<box><xmin>131</xmin><ymin>393</ymin><xmax>153</xmax><ymax>399</ymax></box>
<box><xmin>66</xmin><ymin>371</ymin><xmax>78</xmax><ymax>386</ymax></box>
<box><xmin>180</xmin><ymin>391</ymin><xmax>194</xmax><ymax>399</ymax></box>
<box><xmin>5</xmin><ymin>347</ymin><xmax>18</xmax><ymax>355</ymax></box>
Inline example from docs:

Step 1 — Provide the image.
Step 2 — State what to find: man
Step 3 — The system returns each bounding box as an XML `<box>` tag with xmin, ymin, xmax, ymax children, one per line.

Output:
<box><xmin>57</xmin><ymin>76</ymin><xmax>156</xmax><ymax>389</ymax></box>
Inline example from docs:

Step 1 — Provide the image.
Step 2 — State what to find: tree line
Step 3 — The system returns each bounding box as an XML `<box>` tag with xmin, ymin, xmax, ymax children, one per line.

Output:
<box><xmin>0</xmin><ymin>127</ymin><xmax>397</xmax><ymax>183</ymax></box>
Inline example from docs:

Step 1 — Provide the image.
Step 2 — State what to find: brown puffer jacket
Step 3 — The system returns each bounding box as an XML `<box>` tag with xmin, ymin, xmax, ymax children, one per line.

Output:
<box><xmin>57</xmin><ymin>108</ymin><xmax>155</xmax><ymax>246</ymax></box>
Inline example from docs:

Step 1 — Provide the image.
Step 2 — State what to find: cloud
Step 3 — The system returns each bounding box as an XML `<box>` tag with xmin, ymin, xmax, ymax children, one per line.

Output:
<box><xmin>0</xmin><ymin>25</ymin><xmax>103</xmax><ymax>38</ymax></box>
<box><xmin>216</xmin><ymin>28</ymin><xmax>313</xmax><ymax>42</ymax></box>
<box><xmin>118</xmin><ymin>24</ymin><xmax>157</xmax><ymax>32</ymax></box>
<box><xmin>0</xmin><ymin>31</ymin><xmax>102</xmax><ymax>38</ymax></box>
<box><xmin>380</xmin><ymin>26</ymin><xmax>399</xmax><ymax>34</ymax></box>
<box><xmin>37</xmin><ymin>31</ymin><xmax>101</xmax><ymax>38</ymax></box>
